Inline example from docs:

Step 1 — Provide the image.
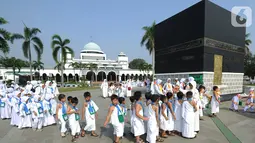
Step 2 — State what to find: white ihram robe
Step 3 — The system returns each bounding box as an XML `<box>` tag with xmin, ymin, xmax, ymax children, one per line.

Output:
<box><xmin>163</xmin><ymin>82</ymin><xmax>173</xmax><ymax>95</ymax></box>
<box><xmin>101</xmin><ymin>80</ymin><xmax>108</xmax><ymax>98</ymax></box>
<box><xmin>146</xmin><ymin>104</ymin><xmax>157</xmax><ymax>143</ymax></box>
<box><xmin>182</xmin><ymin>101</ymin><xmax>195</xmax><ymax>138</ymax></box>
<box><xmin>110</xmin><ymin>105</ymin><xmax>124</xmax><ymax>137</ymax></box>
<box><xmin>160</xmin><ymin>103</ymin><xmax>168</xmax><ymax>131</ymax></box>
<box><xmin>230</xmin><ymin>96</ymin><xmax>239</xmax><ymax>110</ymax></box>
<box><xmin>84</xmin><ymin>100</ymin><xmax>99</xmax><ymax>131</ymax></box>
<box><xmin>174</xmin><ymin>100</ymin><xmax>182</xmax><ymax>132</ymax></box>
<box><xmin>108</xmin><ymin>86</ymin><xmax>115</xmax><ymax>97</ymax></box>
<box><xmin>133</xmin><ymin>102</ymin><xmax>145</xmax><ymax>136</ymax></box>
<box><xmin>211</xmin><ymin>94</ymin><xmax>220</xmax><ymax>114</ymax></box>
<box><xmin>69</xmin><ymin>107</ymin><xmax>81</xmax><ymax>136</ymax></box>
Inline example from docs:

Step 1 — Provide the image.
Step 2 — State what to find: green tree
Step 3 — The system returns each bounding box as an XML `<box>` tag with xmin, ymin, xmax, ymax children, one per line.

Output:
<box><xmin>69</xmin><ymin>62</ymin><xmax>79</xmax><ymax>82</ymax></box>
<box><xmin>141</xmin><ymin>21</ymin><xmax>156</xmax><ymax>76</ymax></box>
<box><xmin>11</xmin><ymin>25</ymin><xmax>44</xmax><ymax>81</ymax></box>
<box><xmin>244</xmin><ymin>53</ymin><xmax>255</xmax><ymax>78</ymax></box>
<box><xmin>54</xmin><ymin>62</ymin><xmax>65</xmax><ymax>72</ymax></box>
<box><xmin>51</xmin><ymin>34</ymin><xmax>74</xmax><ymax>86</ymax></box>
<box><xmin>129</xmin><ymin>58</ymin><xmax>147</xmax><ymax>69</ymax></box>
<box><xmin>245</xmin><ymin>33</ymin><xmax>252</xmax><ymax>56</ymax></box>
<box><xmin>32</xmin><ymin>60</ymin><xmax>44</xmax><ymax>80</ymax></box>
<box><xmin>0</xmin><ymin>57</ymin><xmax>29</xmax><ymax>81</ymax></box>
<box><xmin>0</xmin><ymin>17</ymin><xmax>11</xmax><ymax>55</ymax></box>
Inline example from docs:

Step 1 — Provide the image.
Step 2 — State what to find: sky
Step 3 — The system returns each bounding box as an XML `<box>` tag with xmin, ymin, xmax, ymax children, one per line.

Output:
<box><xmin>0</xmin><ymin>0</ymin><xmax>254</xmax><ymax>68</ymax></box>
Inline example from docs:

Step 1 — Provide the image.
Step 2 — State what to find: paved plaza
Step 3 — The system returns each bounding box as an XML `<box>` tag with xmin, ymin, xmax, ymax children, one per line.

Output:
<box><xmin>0</xmin><ymin>87</ymin><xmax>254</xmax><ymax>143</ymax></box>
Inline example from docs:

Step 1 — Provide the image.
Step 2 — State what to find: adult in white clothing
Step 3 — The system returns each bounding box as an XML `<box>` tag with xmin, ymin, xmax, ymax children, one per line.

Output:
<box><xmin>101</xmin><ymin>79</ymin><xmax>108</xmax><ymax>98</ymax></box>
<box><xmin>163</xmin><ymin>78</ymin><xmax>173</xmax><ymax>94</ymax></box>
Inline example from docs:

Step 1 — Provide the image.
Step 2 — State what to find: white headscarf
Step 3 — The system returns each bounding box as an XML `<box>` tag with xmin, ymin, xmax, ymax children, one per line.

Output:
<box><xmin>33</xmin><ymin>95</ymin><xmax>40</xmax><ymax>102</ymax></box>
<box><xmin>167</xmin><ymin>78</ymin><xmax>171</xmax><ymax>82</ymax></box>
<box><xmin>156</xmin><ymin>79</ymin><xmax>162</xmax><ymax>84</ymax></box>
<box><xmin>189</xmin><ymin>77</ymin><xmax>195</xmax><ymax>82</ymax></box>
<box><xmin>250</xmin><ymin>88</ymin><xmax>254</xmax><ymax>92</ymax></box>
<box><xmin>180</xmin><ymin>78</ymin><xmax>185</xmax><ymax>83</ymax></box>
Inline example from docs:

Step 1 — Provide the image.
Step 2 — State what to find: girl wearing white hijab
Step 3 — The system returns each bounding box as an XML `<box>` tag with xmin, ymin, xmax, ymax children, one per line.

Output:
<box><xmin>189</xmin><ymin>81</ymin><xmax>200</xmax><ymax>133</ymax></box>
<box><xmin>10</xmin><ymin>90</ymin><xmax>22</xmax><ymax>126</ymax></box>
<box><xmin>44</xmin><ymin>81</ymin><xmax>57</xmax><ymax>115</ymax></box>
<box><xmin>0</xmin><ymin>84</ymin><xmax>11</xmax><ymax>119</ymax></box>
<box><xmin>126</xmin><ymin>79</ymin><xmax>132</xmax><ymax>97</ymax></box>
<box><xmin>31</xmin><ymin>95</ymin><xmax>44</xmax><ymax>131</ymax></box>
<box><xmin>163</xmin><ymin>78</ymin><xmax>173</xmax><ymax>94</ymax></box>
<box><xmin>101</xmin><ymin>79</ymin><xmax>108</xmax><ymax>98</ymax></box>
<box><xmin>154</xmin><ymin>79</ymin><xmax>163</xmax><ymax>95</ymax></box>
<box><xmin>108</xmin><ymin>83</ymin><xmax>115</xmax><ymax>97</ymax></box>
<box><xmin>43</xmin><ymin>91</ymin><xmax>56</xmax><ymax>126</ymax></box>
<box><xmin>18</xmin><ymin>96</ymin><xmax>32</xmax><ymax>129</ymax></box>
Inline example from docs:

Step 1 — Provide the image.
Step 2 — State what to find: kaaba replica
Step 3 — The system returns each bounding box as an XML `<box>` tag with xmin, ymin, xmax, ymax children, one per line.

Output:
<box><xmin>155</xmin><ymin>0</ymin><xmax>245</xmax><ymax>95</ymax></box>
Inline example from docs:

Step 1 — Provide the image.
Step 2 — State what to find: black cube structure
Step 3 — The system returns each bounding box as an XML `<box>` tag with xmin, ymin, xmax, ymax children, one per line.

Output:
<box><xmin>155</xmin><ymin>0</ymin><xmax>245</xmax><ymax>95</ymax></box>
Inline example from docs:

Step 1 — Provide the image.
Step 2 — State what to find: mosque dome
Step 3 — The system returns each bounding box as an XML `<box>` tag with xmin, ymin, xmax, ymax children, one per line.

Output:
<box><xmin>81</xmin><ymin>42</ymin><xmax>104</xmax><ymax>54</ymax></box>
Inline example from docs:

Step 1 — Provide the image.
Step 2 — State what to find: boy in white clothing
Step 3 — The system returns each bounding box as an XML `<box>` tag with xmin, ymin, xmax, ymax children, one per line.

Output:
<box><xmin>56</xmin><ymin>94</ymin><xmax>68</xmax><ymax>137</ymax></box>
<box><xmin>104</xmin><ymin>94</ymin><xmax>124</xmax><ymax>143</ymax></box>
<box><xmin>81</xmin><ymin>92</ymin><xmax>99</xmax><ymax>137</ymax></box>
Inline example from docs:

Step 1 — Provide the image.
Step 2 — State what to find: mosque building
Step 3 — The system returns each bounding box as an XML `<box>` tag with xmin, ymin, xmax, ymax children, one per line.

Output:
<box><xmin>0</xmin><ymin>42</ymin><xmax>152</xmax><ymax>82</ymax></box>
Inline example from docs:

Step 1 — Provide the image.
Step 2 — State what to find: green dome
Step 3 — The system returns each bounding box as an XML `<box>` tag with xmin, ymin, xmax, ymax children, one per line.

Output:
<box><xmin>83</xmin><ymin>42</ymin><xmax>102</xmax><ymax>52</ymax></box>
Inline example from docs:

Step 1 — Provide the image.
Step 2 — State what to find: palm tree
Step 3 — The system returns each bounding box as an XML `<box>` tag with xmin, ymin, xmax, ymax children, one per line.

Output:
<box><xmin>245</xmin><ymin>33</ymin><xmax>252</xmax><ymax>56</ymax></box>
<box><xmin>141</xmin><ymin>21</ymin><xmax>156</xmax><ymax>76</ymax></box>
<box><xmin>69</xmin><ymin>62</ymin><xmax>79</xmax><ymax>82</ymax></box>
<box><xmin>51</xmin><ymin>34</ymin><xmax>74</xmax><ymax>86</ymax></box>
<box><xmin>0</xmin><ymin>57</ymin><xmax>28</xmax><ymax>81</ymax></box>
<box><xmin>54</xmin><ymin>62</ymin><xmax>65</xmax><ymax>72</ymax></box>
<box><xmin>11</xmin><ymin>25</ymin><xmax>43</xmax><ymax>81</ymax></box>
<box><xmin>0</xmin><ymin>17</ymin><xmax>11</xmax><ymax>55</ymax></box>
<box><xmin>32</xmin><ymin>60</ymin><xmax>44</xmax><ymax>80</ymax></box>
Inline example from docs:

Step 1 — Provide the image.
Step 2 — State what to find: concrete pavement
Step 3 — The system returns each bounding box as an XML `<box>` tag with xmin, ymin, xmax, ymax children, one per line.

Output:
<box><xmin>0</xmin><ymin>87</ymin><xmax>254</xmax><ymax>143</ymax></box>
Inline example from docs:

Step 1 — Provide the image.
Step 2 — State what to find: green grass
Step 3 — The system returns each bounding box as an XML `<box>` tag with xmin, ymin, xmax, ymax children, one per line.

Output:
<box><xmin>244</xmin><ymin>84</ymin><xmax>255</xmax><ymax>86</ymax></box>
<box><xmin>59</xmin><ymin>86</ymin><xmax>99</xmax><ymax>93</ymax></box>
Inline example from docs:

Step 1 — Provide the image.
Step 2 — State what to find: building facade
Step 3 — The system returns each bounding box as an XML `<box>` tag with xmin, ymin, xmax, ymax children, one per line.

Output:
<box><xmin>0</xmin><ymin>42</ymin><xmax>152</xmax><ymax>82</ymax></box>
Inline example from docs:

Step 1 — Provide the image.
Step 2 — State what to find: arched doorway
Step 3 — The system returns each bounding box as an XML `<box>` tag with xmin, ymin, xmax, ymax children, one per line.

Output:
<box><xmin>97</xmin><ymin>71</ymin><xmax>106</xmax><ymax>81</ymax></box>
<box><xmin>56</xmin><ymin>74</ymin><xmax>61</xmax><ymax>83</ymax></box>
<box><xmin>126</xmin><ymin>74</ymin><xmax>130</xmax><ymax>80</ymax></box>
<box><xmin>131</xmin><ymin>74</ymin><xmax>134</xmax><ymax>80</ymax></box>
<box><xmin>86</xmin><ymin>71</ymin><xmax>96</xmax><ymax>81</ymax></box>
<box><xmin>139</xmin><ymin>74</ymin><xmax>143</xmax><ymax>80</ymax></box>
<box><xmin>35</xmin><ymin>72</ymin><xmax>40</xmax><ymax>80</ymax></box>
<box><xmin>42</xmin><ymin>73</ymin><xmax>47</xmax><ymax>81</ymax></box>
<box><xmin>68</xmin><ymin>74</ymin><xmax>73</xmax><ymax>82</ymax></box>
<box><xmin>75</xmin><ymin>74</ymin><xmax>79</xmax><ymax>82</ymax></box>
<box><xmin>107</xmin><ymin>71</ymin><xmax>116</xmax><ymax>81</ymax></box>
<box><xmin>121</xmin><ymin>74</ymin><xmax>125</xmax><ymax>81</ymax></box>
<box><xmin>135</xmin><ymin>74</ymin><xmax>138</xmax><ymax>80</ymax></box>
<box><xmin>63</xmin><ymin>74</ymin><xmax>67</xmax><ymax>82</ymax></box>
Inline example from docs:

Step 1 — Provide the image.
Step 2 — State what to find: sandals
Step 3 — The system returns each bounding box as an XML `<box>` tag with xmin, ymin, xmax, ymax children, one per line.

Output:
<box><xmin>156</xmin><ymin>137</ymin><xmax>164</xmax><ymax>142</ymax></box>
<box><xmin>91</xmin><ymin>132</ymin><xmax>99</xmax><ymax>137</ymax></box>
<box><xmin>71</xmin><ymin>137</ymin><xmax>77</xmax><ymax>142</ymax></box>
<box><xmin>81</xmin><ymin>130</ymin><xmax>85</xmax><ymax>137</ymax></box>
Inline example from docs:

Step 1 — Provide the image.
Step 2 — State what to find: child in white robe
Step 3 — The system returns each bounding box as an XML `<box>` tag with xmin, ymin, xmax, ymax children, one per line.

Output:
<box><xmin>126</xmin><ymin>80</ymin><xmax>132</xmax><ymax>97</ymax></box>
<box><xmin>147</xmin><ymin>94</ymin><xmax>160</xmax><ymax>143</ymax></box>
<box><xmin>104</xmin><ymin>94</ymin><xmax>124</xmax><ymax>143</ymax></box>
<box><xmin>0</xmin><ymin>92</ymin><xmax>12</xmax><ymax>119</ymax></box>
<box><xmin>43</xmin><ymin>93</ymin><xmax>56</xmax><ymax>126</ymax></box>
<box><xmin>198</xmin><ymin>85</ymin><xmax>211</xmax><ymax>118</ymax></box>
<box><xmin>174</xmin><ymin>92</ymin><xmax>184</xmax><ymax>135</ymax></box>
<box><xmin>129</xmin><ymin>96</ymin><xmax>135</xmax><ymax>135</ymax></box>
<box><xmin>108</xmin><ymin>83</ymin><xmax>115</xmax><ymax>97</ymax></box>
<box><xmin>230</xmin><ymin>94</ymin><xmax>241</xmax><ymax>112</ymax></box>
<box><xmin>210</xmin><ymin>86</ymin><xmax>221</xmax><ymax>117</ymax></box>
<box><xmin>182</xmin><ymin>91</ymin><xmax>197</xmax><ymax>139</ymax></box>
<box><xmin>119</xmin><ymin>97</ymin><xmax>127</xmax><ymax>137</ymax></box>
<box><xmin>244</xmin><ymin>88</ymin><xmax>254</xmax><ymax>112</ymax></box>
<box><xmin>10</xmin><ymin>91</ymin><xmax>22</xmax><ymax>126</ymax></box>
<box><xmin>56</xmin><ymin>94</ymin><xmax>68</xmax><ymax>137</ymax></box>
<box><xmin>31</xmin><ymin>95</ymin><xmax>44</xmax><ymax>131</ymax></box>
<box><xmin>81</xmin><ymin>92</ymin><xmax>99</xmax><ymax>137</ymax></box>
<box><xmin>47</xmin><ymin>82</ymin><xmax>58</xmax><ymax>115</ymax></box>
<box><xmin>143</xmin><ymin>92</ymin><xmax>152</xmax><ymax>134</ymax></box>
<box><xmin>160</xmin><ymin>95</ymin><xmax>169</xmax><ymax>138</ymax></box>
<box><xmin>166</xmin><ymin>92</ymin><xmax>176</xmax><ymax>136</ymax></box>
<box><xmin>67</xmin><ymin>97</ymin><xmax>81</xmax><ymax>142</ymax></box>
<box><xmin>133</xmin><ymin>91</ymin><xmax>148</xmax><ymax>143</ymax></box>
<box><xmin>18</xmin><ymin>96</ymin><xmax>32</xmax><ymax>129</ymax></box>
